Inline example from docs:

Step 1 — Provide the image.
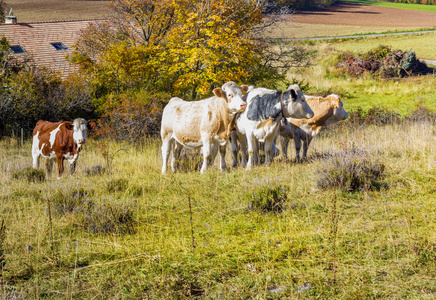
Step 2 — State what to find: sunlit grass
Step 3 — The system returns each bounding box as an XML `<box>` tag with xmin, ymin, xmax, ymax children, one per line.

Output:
<box><xmin>1</xmin><ymin>118</ymin><xmax>435</xmax><ymax>298</ymax></box>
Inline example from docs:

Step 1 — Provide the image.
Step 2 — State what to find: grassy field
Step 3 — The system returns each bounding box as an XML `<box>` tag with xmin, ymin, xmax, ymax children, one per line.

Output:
<box><xmin>1</xmin><ymin>117</ymin><xmax>435</xmax><ymax>299</ymax></box>
<box><xmin>284</xmin><ymin>31</ymin><xmax>436</xmax><ymax>113</ymax></box>
<box><xmin>331</xmin><ymin>32</ymin><xmax>436</xmax><ymax>60</ymax></box>
<box><xmin>343</xmin><ymin>0</ymin><xmax>436</xmax><ymax>12</ymax></box>
<box><xmin>1</xmin><ymin>2</ymin><xmax>436</xmax><ymax>299</ymax></box>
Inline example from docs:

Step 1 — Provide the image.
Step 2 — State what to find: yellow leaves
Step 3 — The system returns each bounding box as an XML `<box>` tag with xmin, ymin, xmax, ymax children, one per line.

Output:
<box><xmin>71</xmin><ymin>0</ymin><xmax>264</xmax><ymax>100</ymax></box>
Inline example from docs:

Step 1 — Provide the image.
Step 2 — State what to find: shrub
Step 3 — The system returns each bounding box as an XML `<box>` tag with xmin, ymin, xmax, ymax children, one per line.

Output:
<box><xmin>249</xmin><ymin>185</ymin><xmax>288</xmax><ymax>213</ymax></box>
<box><xmin>316</xmin><ymin>152</ymin><xmax>385</xmax><ymax>192</ymax></box>
<box><xmin>12</xmin><ymin>167</ymin><xmax>46</xmax><ymax>183</ymax></box>
<box><xmin>49</xmin><ymin>188</ymin><xmax>93</xmax><ymax>217</ymax></box>
<box><xmin>107</xmin><ymin>178</ymin><xmax>129</xmax><ymax>192</ymax></box>
<box><xmin>337</xmin><ymin>46</ymin><xmax>433</xmax><ymax>79</ymax></box>
<box><xmin>79</xmin><ymin>197</ymin><xmax>136</xmax><ymax>235</ymax></box>
<box><xmin>93</xmin><ymin>89</ymin><xmax>165</xmax><ymax>142</ymax></box>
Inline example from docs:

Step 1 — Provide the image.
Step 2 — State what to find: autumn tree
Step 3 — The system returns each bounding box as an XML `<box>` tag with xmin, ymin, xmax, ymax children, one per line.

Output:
<box><xmin>70</xmin><ymin>0</ymin><xmax>265</xmax><ymax>101</ymax></box>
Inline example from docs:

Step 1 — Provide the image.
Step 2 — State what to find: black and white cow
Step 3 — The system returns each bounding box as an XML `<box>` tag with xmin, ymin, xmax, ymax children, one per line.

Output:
<box><xmin>232</xmin><ymin>84</ymin><xmax>314</xmax><ymax>170</ymax></box>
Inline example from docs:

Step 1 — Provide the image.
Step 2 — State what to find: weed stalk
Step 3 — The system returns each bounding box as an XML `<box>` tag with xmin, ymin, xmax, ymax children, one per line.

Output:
<box><xmin>0</xmin><ymin>219</ymin><xmax>6</xmax><ymax>281</ymax></box>
<box><xmin>188</xmin><ymin>197</ymin><xmax>195</xmax><ymax>254</ymax></box>
<box><xmin>328</xmin><ymin>193</ymin><xmax>338</xmax><ymax>293</ymax></box>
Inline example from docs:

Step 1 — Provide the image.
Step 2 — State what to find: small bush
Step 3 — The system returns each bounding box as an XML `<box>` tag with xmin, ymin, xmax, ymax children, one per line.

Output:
<box><xmin>249</xmin><ymin>186</ymin><xmax>288</xmax><ymax>213</ymax></box>
<box><xmin>12</xmin><ymin>167</ymin><xmax>46</xmax><ymax>183</ymax></box>
<box><xmin>50</xmin><ymin>188</ymin><xmax>93</xmax><ymax>217</ymax></box>
<box><xmin>84</xmin><ymin>165</ymin><xmax>108</xmax><ymax>176</ymax></box>
<box><xmin>79</xmin><ymin>197</ymin><xmax>136</xmax><ymax>235</ymax></box>
<box><xmin>337</xmin><ymin>46</ymin><xmax>433</xmax><ymax>79</ymax></box>
<box><xmin>107</xmin><ymin>178</ymin><xmax>129</xmax><ymax>192</ymax></box>
<box><xmin>316</xmin><ymin>152</ymin><xmax>385</xmax><ymax>192</ymax></box>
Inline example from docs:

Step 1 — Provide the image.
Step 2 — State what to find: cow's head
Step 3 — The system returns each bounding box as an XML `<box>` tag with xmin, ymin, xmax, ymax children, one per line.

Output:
<box><xmin>213</xmin><ymin>81</ymin><xmax>248</xmax><ymax>114</ymax></box>
<box><xmin>283</xmin><ymin>84</ymin><xmax>314</xmax><ymax>119</ymax></box>
<box><xmin>325</xmin><ymin>94</ymin><xmax>348</xmax><ymax>124</ymax></box>
<box><xmin>66</xmin><ymin>118</ymin><xmax>89</xmax><ymax>147</ymax></box>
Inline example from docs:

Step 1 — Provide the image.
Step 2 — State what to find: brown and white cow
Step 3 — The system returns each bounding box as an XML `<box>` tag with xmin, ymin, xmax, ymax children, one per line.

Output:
<box><xmin>160</xmin><ymin>81</ymin><xmax>248</xmax><ymax>174</ymax></box>
<box><xmin>279</xmin><ymin>94</ymin><xmax>348</xmax><ymax>160</ymax></box>
<box><xmin>32</xmin><ymin>118</ymin><xmax>90</xmax><ymax>178</ymax></box>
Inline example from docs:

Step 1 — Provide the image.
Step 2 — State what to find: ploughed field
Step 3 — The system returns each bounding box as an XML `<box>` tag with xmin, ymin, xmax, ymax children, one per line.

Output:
<box><xmin>268</xmin><ymin>1</ymin><xmax>436</xmax><ymax>38</ymax></box>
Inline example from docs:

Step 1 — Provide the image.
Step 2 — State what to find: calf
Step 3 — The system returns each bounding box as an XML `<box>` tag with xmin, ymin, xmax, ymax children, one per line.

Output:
<box><xmin>279</xmin><ymin>94</ymin><xmax>348</xmax><ymax>160</ymax></box>
<box><xmin>160</xmin><ymin>81</ymin><xmax>248</xmax><ymax>174</ymax></box>
<box><xmin>233</xmin><ymin>84</ymin><xmax>314</xmax><ymax>170</ymax></box>
<box><xmin>32</xmin><ymin>118</ymin><xmax>89</xmax><ymax>178</ymax></box>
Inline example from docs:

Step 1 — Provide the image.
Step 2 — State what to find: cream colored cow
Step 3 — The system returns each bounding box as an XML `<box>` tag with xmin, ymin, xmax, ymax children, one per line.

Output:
<box><xmin>279</xmin><ymin>94</ymin><xmax>348</xmax><ymax>160</ymax></box>
<box><xmin>161</xmin><ymin>82</ymin><xmax>248</xmax><ymax>174</ymax></box>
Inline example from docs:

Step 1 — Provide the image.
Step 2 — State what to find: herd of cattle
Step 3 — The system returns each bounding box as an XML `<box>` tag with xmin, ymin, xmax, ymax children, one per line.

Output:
<box><xmin>30</xmin><ymin>81</ymin><xmax>348</xmax><ymax>178</ymax></box>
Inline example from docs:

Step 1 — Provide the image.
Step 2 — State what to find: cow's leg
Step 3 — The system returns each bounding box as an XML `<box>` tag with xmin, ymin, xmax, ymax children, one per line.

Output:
<box><xmin>209</xmin><ymin>142</ymin><xmax>219</xmax><ymax>167</ymax></box>
<box><xmin>218</xmin><ymin>143</ymin><xmax>227</xmax><ymax>171</ymax></box>
<box><xmin>246</xmin><ymin>134</ymin><xmax>256</xmax><ymax>170</ymax></box>
<box><xmin>238</xmin><ymin>132</ymin><xmax>248</xmax><ymax>168</ymax></box>
<box><xmin>253</xmin><ymin>139</ymin><xmax>259</xmax><ymax>165</ymax></box>
<box><xmin>161</xmin><ymin>136</ymin><xmax>174</xmax><ymax>174</ymax></box>
<box><xmin>67</xmin><ymin>153</ymin><xmax>79</xmax><ymax>175</ymax></box>
<box><xmin>70</xmin><ymin>160</ymin><xmax>77</xmax><ymax>175</ymax></box>
<box><xmin>272</xmin><ymin>140</ymin><xmax>280</xmax><ymax>158</ymax></box>
<box><xmin>302</xmin><ymin>135</ymin><xmax>313</xmax><ymax>159</ymax></box>
<box><xmin>200</xmin><ymin>139</ymin><xmax>211</xmax><ymax>174</ymax></box>
<box><xmin>294</xmin><ymin>136</ymin><xmax>302</xmax><ymax>161</ymax></box>
<box><xmin>230</xmin><ymin>131</ymin><xmax>239</xmax><ymax>168</ymax></box>
<box><xmin>56</xmin><ymin>155</ymin><xmax>65</xmax><ymax>179</ymax></box>
<box><xmin>171</xmin><ymin>141</ymin><xmax>182</xmax><ymax>172</ymax></box>
<box><xmin>32</xmin><ymin>136</ymin><xmax>40</xmax><ymax>168</ymax></box>
<box><xmin>263</xmin><ymin>135</ymin><xmax>276</xmax><ymax>165</ymax></box>
<box><xmin>280</xmin><ymin>136</ymin><xmax>290</xmax><ymax>160</ymax></box>
<box><xmin>46</xmin><ymin>158</ymin><xmax>54</xmax><ymax>177</ymax></box>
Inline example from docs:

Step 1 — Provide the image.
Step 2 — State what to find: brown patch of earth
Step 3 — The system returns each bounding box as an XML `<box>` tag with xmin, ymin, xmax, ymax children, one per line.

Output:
<box><xmin>293</xmin><ymin>1</ymin><xmax>436</xmax><ymax>27</ymax></box>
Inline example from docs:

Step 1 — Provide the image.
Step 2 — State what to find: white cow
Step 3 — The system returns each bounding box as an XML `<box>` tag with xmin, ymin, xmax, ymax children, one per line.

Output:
<box><xmin>279</xmin><ymin>94</ymin><xmax>349</xmax><ymax>160</ymax></box>
<box><xmin>161</xmin><ymin>82</ymin><xmax>248</xmax><ymax>174</ymax></box>
<box><xmin>232</xmin><ymin>84</ymin><xmax>314</xmax><ymax>170</ymax></box>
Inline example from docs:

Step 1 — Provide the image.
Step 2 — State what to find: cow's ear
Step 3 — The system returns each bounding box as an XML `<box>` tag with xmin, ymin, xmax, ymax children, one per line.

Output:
<box><xmin>64</xmin><ymin>122</ymin><xmax>73</xmax><ymax>130</ymax></box>
<box><xmin>240</xmin><ymin>85</ymin><xmax>249</xmax><ymax>93</ymax></box>
<box><xmin>290</xmin><ymin>89</ymin><xmax>298</xmax><ymax>102</ymax></box>
<box><xmin>213</xmin><ymin>88</ymin><xmax>225</xmax><ymax>98</ymax></box>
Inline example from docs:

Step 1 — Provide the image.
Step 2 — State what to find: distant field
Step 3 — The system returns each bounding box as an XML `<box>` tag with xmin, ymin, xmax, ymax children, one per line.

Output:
<box><xmin>270</xmin><ymin>0</ymin><xmax>436</xmax><ymax>38</ymax></box>
<box><xmin>344</xmin><ymin>0</ymin><xmax>436</xmax><ymax>12</ymax></box>
<box><xmin>5</xmin><ymin>0</ymin><xmax>110</xmax><ymax>22</ymax></box>
<box><xmin>332</xmin><ymin>32</ymin><xmax>436</xmax><ymax>60</ymax></box>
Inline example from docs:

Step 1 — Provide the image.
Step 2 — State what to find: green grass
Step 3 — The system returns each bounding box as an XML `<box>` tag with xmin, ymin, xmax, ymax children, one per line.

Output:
<box><xmin>1</xmin><ymin>119</ymin><xmax>435</xmax><ymax>298</ymax></box>
<box><xmin>343</xmin><ymin>0</ymin><xmax>436</xmax><ymax>12</ymax></box>
<box><xmin>332</xmin><ymin>32</ymin><xmax>436</xmax><ymax>60</ymax></box>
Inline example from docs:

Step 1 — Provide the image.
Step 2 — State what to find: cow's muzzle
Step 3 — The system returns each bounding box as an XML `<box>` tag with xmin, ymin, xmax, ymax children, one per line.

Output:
<box><xmin>78</xmin><ymin>139</ymin><xmax>86</xmax><ymax>144</ymax></box>
<box><xmin>240</xmin><ymin>103</ymin><xmax>247</xmax><ymax>111</ymax></box>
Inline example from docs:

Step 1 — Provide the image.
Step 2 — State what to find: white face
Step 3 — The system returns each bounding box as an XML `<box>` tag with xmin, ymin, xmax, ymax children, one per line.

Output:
<box><xmin>72</xmin><ymin>118</ymin><xmax>88</xmax><ymax>146</ymax></box>
<box><xmin>222</xmin><ymin>85</ymin><xmax>247</xmax><ymax>113</ymax></box>
<box><xmin>286</xmin><ymin>84</ymin><xmax>314</xmax><ymax>119</ymax></box>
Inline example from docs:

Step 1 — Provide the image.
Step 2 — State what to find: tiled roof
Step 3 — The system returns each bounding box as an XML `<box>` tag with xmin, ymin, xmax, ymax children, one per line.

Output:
<box><xmin>0</xmin><ymin>19</ymin><xmax>101</xmax><ymax>77</ymax></box>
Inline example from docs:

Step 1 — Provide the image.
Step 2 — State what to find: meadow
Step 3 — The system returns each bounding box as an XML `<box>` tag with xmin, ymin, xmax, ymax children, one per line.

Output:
<box><xmin>1</xmin><ymin>2</ymin><xmax>436</xmax><ymax>299</ymax></box>
<box><xmin>1</xmin><ymin>112</ymin><xmax>435</xmax><ymax>299</ymax></box>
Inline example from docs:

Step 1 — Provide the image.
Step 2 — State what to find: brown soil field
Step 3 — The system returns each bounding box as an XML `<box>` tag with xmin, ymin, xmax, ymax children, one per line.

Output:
<box><xmin>267</xmin><ymin>1</ymin><xmax>436</xmax><ymax>38</ymax></box>
<box><xmin>294</xmin><ymin>1</ymin><xmax>436</xmax><ymax>27</ymax></box>
<box><xmin>5</xmin><ymin>0</ymin><xmax>110</xmax><ymax>22</ymax></box>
